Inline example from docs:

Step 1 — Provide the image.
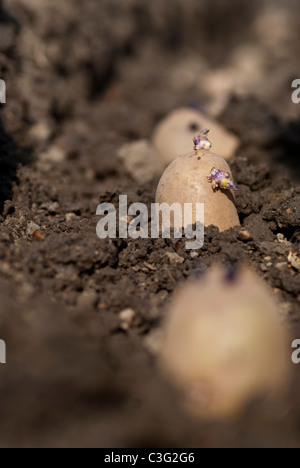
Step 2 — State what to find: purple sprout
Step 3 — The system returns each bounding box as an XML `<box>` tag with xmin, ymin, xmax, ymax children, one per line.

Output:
<box><xmin>193</xmin><ymin>129</ymin><xmax>212</xmax><ymax>151</ymax></box>
<box><xmin>193</xmin><ymin>135</ymin><xmax>201</xmax><ymax>146</ymax></box>
<box><xmin>200</xmin><ymin>129</ymin><xmax>210</xmax><ymax>139</ymax></box>
<box><xmin>207</xmin><ymin>168</ymin><xmax>237</xmax><ymax>191</ymax></box>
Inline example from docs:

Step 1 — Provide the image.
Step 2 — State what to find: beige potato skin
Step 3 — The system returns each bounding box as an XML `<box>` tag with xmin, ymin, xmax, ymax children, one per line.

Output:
<box><xmin>152</xmin><ymin>108</ymin><xmax>239</xmax><ymax>165</ymax></box>
<box><xmin>160</xmin><ymin>268</ymin><xmax>290</xmax><ymax>419</ymax></box>
<box><xmin>156</xmin><ymin>150</ymin><xmax>240</xmax><ymax>232</ymax></box>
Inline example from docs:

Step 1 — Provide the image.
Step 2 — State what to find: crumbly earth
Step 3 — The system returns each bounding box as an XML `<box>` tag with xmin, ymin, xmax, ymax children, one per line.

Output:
<box><xmin>0</xmin><ymin>0</ymin><xmax>299</xmax><ymax>448</ymax></box>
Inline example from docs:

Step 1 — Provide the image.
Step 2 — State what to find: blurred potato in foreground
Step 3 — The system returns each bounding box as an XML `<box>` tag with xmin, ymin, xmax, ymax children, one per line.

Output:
<box><xmin>160</xmin><ymin>267</ymin><xmax>290</xmax><ymax>420</ymax></box>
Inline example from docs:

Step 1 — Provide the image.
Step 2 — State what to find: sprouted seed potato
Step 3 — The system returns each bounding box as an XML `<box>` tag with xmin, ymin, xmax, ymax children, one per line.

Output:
<box><xmin>156</xmin><ymin>131</ymin><xmax>240</xmax><ymax>232</ymax></box>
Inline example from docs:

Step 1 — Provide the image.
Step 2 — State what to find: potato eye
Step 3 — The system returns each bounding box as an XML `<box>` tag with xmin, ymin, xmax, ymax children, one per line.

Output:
<box><xmin>189</xmin><ymin>123</ymin><xmax>199</xmax><ymax>132</ymax></box>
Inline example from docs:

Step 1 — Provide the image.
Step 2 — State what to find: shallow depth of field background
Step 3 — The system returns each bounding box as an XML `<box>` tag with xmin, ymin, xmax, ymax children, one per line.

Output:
<box><xmin>0</xmin><ymin>0</ymin><xmax>299</xmax><ymax>448</ymax></box>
